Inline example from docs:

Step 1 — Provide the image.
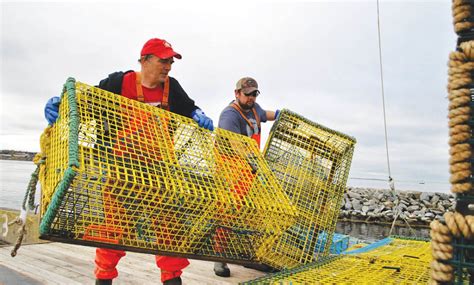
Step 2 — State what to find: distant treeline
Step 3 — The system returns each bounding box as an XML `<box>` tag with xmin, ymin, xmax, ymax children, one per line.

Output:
<box><xmin>0</xmin><ymin>150</ymin><xmax>37</xmax><ymax>161</ymax></box>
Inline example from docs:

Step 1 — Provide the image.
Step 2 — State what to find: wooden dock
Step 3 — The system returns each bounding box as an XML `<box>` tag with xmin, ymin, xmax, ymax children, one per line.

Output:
<box><xmin>0</xmin><ymin>242</ymin><xmax>266</xmax><ymax>284</ymax></box>
<box><xmin>0</xmin><ymin>208</ymin><xmax>265</xmax><ymax>284</ymax></box>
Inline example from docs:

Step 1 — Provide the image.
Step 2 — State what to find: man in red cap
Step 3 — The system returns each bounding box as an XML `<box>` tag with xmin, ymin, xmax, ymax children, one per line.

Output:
<box><xmin>44</xmin><ymin>38</ymin><xmax>214</xmax><ymax>285</ymax></box>
<box><xmin>94</xmin><ymin>38</ymin><xmax>213</xmax><ymax>130</ymax></box>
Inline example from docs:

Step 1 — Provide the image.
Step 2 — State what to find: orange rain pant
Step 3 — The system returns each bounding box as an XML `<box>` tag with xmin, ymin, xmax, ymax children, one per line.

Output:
<box><xmin>214</xmin><ymin>154</ymin><xmax>257</xmax><ymax>254</ymax></box>
<box><xmin>213</xmin><ymin>135</ymin><xmax>260</xmax><ymax>254</ymax></box>
<box><xmin>94</xmin><ymin>178</ymin><xmax>190</xmax><ymax>282</ymax></box>
<box><xmin>95</xmin><ymin>248</ymin><xmax>189</xmax><ymax>282</ymax></box>
<box><xmin>95</xmin><ymin>112</ymin><xmax>189</xmax><ymax>282</ymax></box>
<box><xmin>94</xmin><ymin>188</ymin><xmax>190</xmax><ymax>282</ymax></box>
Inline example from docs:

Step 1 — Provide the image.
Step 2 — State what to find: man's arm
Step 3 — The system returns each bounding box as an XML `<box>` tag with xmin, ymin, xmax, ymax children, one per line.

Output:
<box><xmin>97</xmin><ymin>71</ymin><xmax>134</xmax><ymax>94</ymax></box>
<box><xmin>168</xmin><ymin>77</ymin><xmax>198</xmax><ymax>118</ymax></box>
<box><xmin>265</xmin><ymin>110</ymin><xmax>277</xmax><ymax>121</ymax></box>
<box><xmin>168</xmin><ymin>77</ymin><xmax>214</xmax><ymax>130</ymax></box>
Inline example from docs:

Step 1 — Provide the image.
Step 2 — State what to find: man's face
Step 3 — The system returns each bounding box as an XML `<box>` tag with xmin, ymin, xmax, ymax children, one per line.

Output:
<box><xmin>235</xmin><ymin>89</ymin><xmax>259</xmax><ymax>110</ymax></box>
<box><xmin>142</xmin><ymin>55</ymin><xmax>174</xmax><ymax>84</ymax></box>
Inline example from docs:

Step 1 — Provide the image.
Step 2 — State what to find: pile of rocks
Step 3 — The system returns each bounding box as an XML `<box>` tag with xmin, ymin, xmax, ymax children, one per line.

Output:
<box><xmin>339</xmin><ymin>187</ymin><xmax>455</xmax><ymax>225</ymax></box>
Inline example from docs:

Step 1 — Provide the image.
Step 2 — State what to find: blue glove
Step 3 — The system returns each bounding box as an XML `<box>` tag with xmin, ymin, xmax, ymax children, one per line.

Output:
<box><xmin>191</xmin><ymin>109</ymin><xmax>214</xmax><ymax>131</ymax></box>
<box><xmin>275</xmin><ymin>109</ymin><xmax>280</xmax><ymax>120</ymax></box>
<box><xmin>44</xmin><ymin>96</ymin><xmax>61</xmax><ymax>125</ymax></box>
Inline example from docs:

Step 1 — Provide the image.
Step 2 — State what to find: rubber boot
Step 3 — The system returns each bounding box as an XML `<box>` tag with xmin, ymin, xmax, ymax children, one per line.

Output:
<box><xmin>95</xmin><ymin>279</ymin><xmax>112</xmax><ymax>285</ymax></box>
<box><xmin>163</xmin><ymin>276</ymin><xmax>182</xmax><ymax>285</ymax></box>
<box><xmin>214</xmin><ymin>262</ymin><xmax>230</xmax><ymax>277</ymax></box>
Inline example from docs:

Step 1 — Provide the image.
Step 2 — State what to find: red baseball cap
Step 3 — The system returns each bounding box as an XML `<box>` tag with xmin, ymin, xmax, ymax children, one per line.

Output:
<box><xmin>140</xmin><ymin>38</ymin><xmax>182</xmax><ymax>59</ymax></box>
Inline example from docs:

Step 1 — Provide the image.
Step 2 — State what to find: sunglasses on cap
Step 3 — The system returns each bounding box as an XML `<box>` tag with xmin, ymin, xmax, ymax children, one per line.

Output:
<box><xmin>242</xmin><ymin>90</ymin><xmax>260</xmax><ymax>97</ymax></box>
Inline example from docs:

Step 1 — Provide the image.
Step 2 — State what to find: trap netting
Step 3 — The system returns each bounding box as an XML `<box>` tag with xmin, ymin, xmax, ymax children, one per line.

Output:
<box><xmin>38</xmin><ymin>78</ymin><xmax>297</xmax><ymax>264</ymax></box>
<box><xmin>242</xmin><ymin>237</ymin><xmax>431</xmax><ymax>284</ymax></box>
<box><xmin>258</xmin><ymin>109</ymin><xmax>356</xmax><ymax>269</ymax></box>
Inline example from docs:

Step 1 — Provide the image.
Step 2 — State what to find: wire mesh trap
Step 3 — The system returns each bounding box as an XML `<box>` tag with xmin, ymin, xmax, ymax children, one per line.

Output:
<box><xmin>259</xmin><ymin>109</ymin><xmax>356</xmax><ymax>269</ymax></box>
<box><xmin>38</xmin><ymin>78</ymin><xmax>297</xmax><ymax>264</ymax></box>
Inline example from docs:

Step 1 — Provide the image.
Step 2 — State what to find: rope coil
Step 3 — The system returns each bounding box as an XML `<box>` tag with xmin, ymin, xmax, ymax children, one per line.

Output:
<box><xmin>430</xmin><ymin>213</ymin><xmax>474</xmax><ymax>283</ymax></box>
<box><xmin>430</xmin><ymin>1</ymin><xmax>474</xmax><ymax>283</ymax></box>
<box><xmin>447</xmin><ymin>45</ymin><xmax>473</xmax><ymax>195</ymax></box>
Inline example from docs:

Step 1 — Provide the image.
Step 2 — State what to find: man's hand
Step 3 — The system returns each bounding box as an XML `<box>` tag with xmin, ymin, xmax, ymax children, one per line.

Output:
<box><xmin>44</xmin><ymin>96</ymin><xmax>61</xmax><ymax>125</ymax></box>
<box><xmin>266</xmin><ymin>109</ymin><xmax>281</xmax><ymax>121</ymax></box>
<box><xmin>192</xmin><ymin>109</ymin><xmax>214</xmax><ymax>131</ymax></box>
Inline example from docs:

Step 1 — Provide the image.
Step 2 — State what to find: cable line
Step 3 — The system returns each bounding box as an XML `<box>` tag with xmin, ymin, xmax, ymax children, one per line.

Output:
<box><xmin>375</xmin><ymin>0</ymin><xmax>416</xmax><ymax>236</ymax></box>
<box><xmin>376</xmin><ymin>0</ymin><xmax>393</xmax><ymax>188</ymax></box>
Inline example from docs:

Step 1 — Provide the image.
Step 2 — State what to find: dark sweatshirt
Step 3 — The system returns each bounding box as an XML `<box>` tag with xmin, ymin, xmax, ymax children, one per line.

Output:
<box><xmin>98</xmin><ymin>70</ymin><xmax>199</xmax><ymax>118</ymax></box>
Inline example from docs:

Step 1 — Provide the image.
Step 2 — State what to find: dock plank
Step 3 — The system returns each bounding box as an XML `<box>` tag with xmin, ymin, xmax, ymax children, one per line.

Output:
<box><xmin>0</xmin><ymin>242</ymin><xmax>266</xmax><ymax>284</ymax></box>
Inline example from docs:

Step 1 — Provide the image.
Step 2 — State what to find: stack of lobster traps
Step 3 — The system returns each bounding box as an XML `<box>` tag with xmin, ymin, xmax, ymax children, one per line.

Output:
<box><xmin>38</xmin><ymin>78</ymin><xmax>355</xmax><ymax>269</ymax></box>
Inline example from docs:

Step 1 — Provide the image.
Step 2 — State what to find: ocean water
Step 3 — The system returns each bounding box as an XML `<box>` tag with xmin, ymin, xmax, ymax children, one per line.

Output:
<box><xmin>0</xmin><ymin>160</ymin><xmax>431</xmax><ymax>241</ymax></box>
<box><xmin>348</xmin><ymin>177</ymin><xmax>450</xmax><ymax>193</ymax></box>
<box><xmin>0</xmin><ymin>160</ymin><xmax>38</xmax><ymax>210</ymax></box>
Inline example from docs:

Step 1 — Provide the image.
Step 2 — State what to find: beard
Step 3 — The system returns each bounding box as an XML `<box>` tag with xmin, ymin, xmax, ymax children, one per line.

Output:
<box><xmin>237</xmin><ymin>100</ymin><xmax>254</xmax><ymax>110</ymax></box>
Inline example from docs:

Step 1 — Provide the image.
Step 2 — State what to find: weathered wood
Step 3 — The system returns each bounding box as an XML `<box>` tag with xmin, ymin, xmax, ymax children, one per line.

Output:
<box><xmin>0</xmin><ymin>242</ymin><xmax>266</xmax><ymax>284</ymax></box>
<box><xmin>0</xmin><ymin>209</ymin><xmax>45</xmax><ymax>245</ymax></box>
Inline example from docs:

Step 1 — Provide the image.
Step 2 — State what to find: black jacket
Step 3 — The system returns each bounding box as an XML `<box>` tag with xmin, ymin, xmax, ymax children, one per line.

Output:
<box><xmin>98</xmin><ymin>70</ymin><xmax>199</xmax><ymax>118</ymax></box>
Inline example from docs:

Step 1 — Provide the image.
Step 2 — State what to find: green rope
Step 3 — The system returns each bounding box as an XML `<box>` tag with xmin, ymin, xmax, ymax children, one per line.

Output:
<box><xmin>21</xmin><ymin>159</ymin><xmax>45</xmax><ymax>211</ymax></box>
<box><xmin>65</xmin><ymin>77</ymin><xmax>80</xmax><ymax>169</ymax></box>
<box><xmin>39</xmin><ymin>77</ymin><xmax>80</xmax><ymax>235</ymax></box>
<box><xmin>9</xmin><ymin>157</ymin><xmax>46</xmax><ymax>258</ymax></box>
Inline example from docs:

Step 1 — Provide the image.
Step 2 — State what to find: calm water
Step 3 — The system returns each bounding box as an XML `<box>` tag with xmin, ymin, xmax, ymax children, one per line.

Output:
<box><xmin>0</xmin><ymin>160</ymin><xmax>38</xmax><ymax>210</ymax></box>
<box><xmin>0</xmin><ymin>160</ymin><xmax>430</xmax><ymax>241</ymax></box>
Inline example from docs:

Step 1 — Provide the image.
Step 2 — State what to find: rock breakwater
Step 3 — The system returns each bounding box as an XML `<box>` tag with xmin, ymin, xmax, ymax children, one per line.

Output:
<box><xmin>339</xmin><ymin>187</ymin><xmax>454</xmax><ymax>225</ymax></box>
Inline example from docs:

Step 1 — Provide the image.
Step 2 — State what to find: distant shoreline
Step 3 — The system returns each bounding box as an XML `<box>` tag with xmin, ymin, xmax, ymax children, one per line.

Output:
<box><xmin>0</xmin><ymin>150</ymin><xmax>36</xmax><ymax>161</ymax></box>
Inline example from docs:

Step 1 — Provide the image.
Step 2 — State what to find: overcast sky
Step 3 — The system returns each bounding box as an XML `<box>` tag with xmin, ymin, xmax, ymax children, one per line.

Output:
<box><xmin>1</xmin><ymin>1</ymin><xmax>455</xmax><ymax>192</ymax></box>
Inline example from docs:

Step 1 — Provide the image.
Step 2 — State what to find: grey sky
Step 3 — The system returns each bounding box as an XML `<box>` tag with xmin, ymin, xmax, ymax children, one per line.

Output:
<box><xmin>1</xmin><ymin>1</ymin><xmax>455</xmax><ymax>192</ymax></box>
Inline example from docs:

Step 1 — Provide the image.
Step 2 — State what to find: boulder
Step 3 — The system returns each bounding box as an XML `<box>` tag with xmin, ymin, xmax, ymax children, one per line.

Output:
<box><xmin>420</xmin><ymin>192</ymin><xmax>431</xmax><ymax>201</ymax></box>
<box><xmin>348</xmin><ymin>192</ymin><xmax>361</xmax><ymax>199</ymax></box>
<box><xmin>352</xmin><ymin>200</ymin><xmax>362</xmax><ymax>211</ymax></box>
<box><xmin>344</xmin><ymin>202</ymin><xmax>352</xmax><ymax>210</ymax></box>
<box><xmin>407</xmin><ymin>205</ymin><xmax>420</xmax><ymax>212</ymax></box>
<box><xmin>424</xmin><ymin>212</ymin><xmax>435</xmax><ymax>218</ymax></box>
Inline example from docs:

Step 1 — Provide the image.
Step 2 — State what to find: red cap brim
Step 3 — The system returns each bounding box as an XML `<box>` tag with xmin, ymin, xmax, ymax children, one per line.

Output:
<box><xmin>157</xmin><ymin>50</ymin><xmax>182</xmax><ymax>59</ymax></box>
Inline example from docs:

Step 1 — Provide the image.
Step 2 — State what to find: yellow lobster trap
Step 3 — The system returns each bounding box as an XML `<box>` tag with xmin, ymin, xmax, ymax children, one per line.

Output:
<box><xmin>242</xmin><ymin>237</ymin><xmax>432</xmax><ymax>284</ymax></box>
<box><xmin>38</xmin><ymin>78</ymin><xmax>297</xmax><ymax>264</ymax></box>
<box><xmin>258</xmin><ymin>109</ymin><xmax>356</xmax><ymax>269</ymax></box>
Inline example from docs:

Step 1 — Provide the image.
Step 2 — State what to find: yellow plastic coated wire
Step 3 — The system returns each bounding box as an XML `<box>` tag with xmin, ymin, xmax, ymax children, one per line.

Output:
<box><xmin>39</xmin><ymin>80</ymin><xmax>296</xmax><ymax>263</ymax></box>
<box><xmin>243</xmin><ymin>238</ymin><xmax>431</xmax><ymax>284</ymax></box>
<box><xmin>258</xmin><ymin>109</ymin><xmax>356</xmax><ymax>269</ymax></box>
